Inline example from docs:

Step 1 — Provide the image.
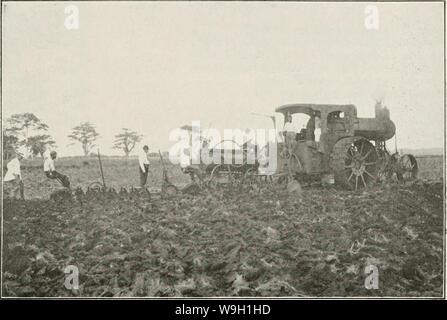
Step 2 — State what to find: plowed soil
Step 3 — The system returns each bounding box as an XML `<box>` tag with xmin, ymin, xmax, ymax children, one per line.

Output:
<box><xmin>2</xmin><ymin>177</ymin><xmax>444</xmax><ymax>297</ymax></box>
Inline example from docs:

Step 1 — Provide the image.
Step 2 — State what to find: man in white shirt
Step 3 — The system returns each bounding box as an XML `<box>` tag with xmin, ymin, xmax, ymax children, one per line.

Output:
<box><xmin>282</xmin><ymin>113</ymin><xmax>298</xmax><ymax>154</ymax></box>
<box><xmin>44</xmin><ymin>151</ymin><xmax>70</xmax><ymax>188</ymax></box>
<box><xmin>314</xmin><ymin>115</ymin><xmax>322</xmax><ymax>142</ymax></box>
<box><xmin>283</xmin><ymin>113</ymin><xmax>297</xmax><ymax>133</ymax></box>
<box><xmin>3</xmin><ymin>152</ymin><xmax>24</xmax><ymax>200</ymax></box>
<box><xmin>139</xmin><ymin>145</ymin><xmax>150</xmax><ymax>187</ymax></box>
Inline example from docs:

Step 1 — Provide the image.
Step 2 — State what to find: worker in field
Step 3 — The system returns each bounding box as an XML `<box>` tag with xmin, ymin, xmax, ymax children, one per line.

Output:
<box><xmin>314</xmin><ymin>113</ymin><xmax>322</xmax><ymax>142</ymax></box>
<box><xmin>44</xmin><ymin>151</ymin><xmax>70</xmax><ymax>188</ymax></box>
<box><xmin>139</xmin><ymin>145</ymin><xmax>150</xmax><ymax>187</ymax></box>
<box><xmin>3</xmin><ymin>151</ymin><xmax>25</xmax><ymax>200</ymax></box>
<box><xmin>306</xmin><ymin>113</ymin><xmax>316</xmax><ymax>141</ymax></box>
<box><xmin>282</xmin><ymin>113</ymin><xmax>298</xmax><ymax>156</ymax></box>
<box><xmin>313</xmin><ymin>111</ymin><xmax>324</xmax><ymax>152</ymax></box>
<box><xmin>283</xmin><ymin>113</ymin><xmax>295</xmax><ymax>132</ymax></box>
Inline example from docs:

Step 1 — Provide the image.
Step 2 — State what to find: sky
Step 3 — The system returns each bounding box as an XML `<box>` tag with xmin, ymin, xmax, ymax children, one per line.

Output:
<box><xmin>2</xmin><ymin>1</ymin><xmax>444</xmax><ymax>156</ymax></box>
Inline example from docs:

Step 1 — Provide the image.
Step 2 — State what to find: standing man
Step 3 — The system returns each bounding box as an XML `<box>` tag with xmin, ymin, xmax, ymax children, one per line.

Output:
<box><xmin>139</xmin><ymin>145</ymin><xmax>150</xmax><ymax>187</ymax></box>
<box><xmin>306</xmin><ymin>113</ymin><xmax>316</xmax><ymax>141</ymax></box>
<box><xmin>314</xmin><ymin>113</ymin><xmax>322</xmax><ymax>142</ymax></box>
<box><xmin>283</xmin><ymin>113</ymin><xmax>298</xmax><ymax>154</ymax></box>
<box><xmin>3</xmin><ymin>152</ymin><xmax>24</xmax><ymax>200</ymax></box>
<box><xmin>44</xmin><ymin>151</ymin><xmax>70</xmax><ymax>188</ymax></box>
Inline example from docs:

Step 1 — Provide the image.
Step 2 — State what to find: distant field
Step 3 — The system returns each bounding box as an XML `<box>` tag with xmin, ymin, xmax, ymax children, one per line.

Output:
<box><xmin>415</xmin><ymin>155</ymin><xmax>444</xmax><ymax>181</ymax></box>
<box><xmin>4</xmin><ymin>154</ymin><xmax>443</xmax><ymax>200</ymax></box>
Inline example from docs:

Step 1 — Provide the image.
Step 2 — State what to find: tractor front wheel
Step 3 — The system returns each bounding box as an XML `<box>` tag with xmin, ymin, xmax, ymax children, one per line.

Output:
<box><xmin>397</xmin><ymin>154</ymin><xmax>418</xmax><ymax>181</ymax></box>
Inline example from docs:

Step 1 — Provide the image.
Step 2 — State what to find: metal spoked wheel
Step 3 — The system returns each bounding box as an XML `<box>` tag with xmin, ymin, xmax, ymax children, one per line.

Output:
<box><xmin>343</xmin><ymin>139</ymin><xmax>380</xmax><ymax>190</ymax></box>
<box><xmin>242</xmin><ymin>167</ymin><xmax>258</xmax><ymax>186</ymax></box>
<box><xmin>87</xmin><ymin>181</ymin><xmax>104</xmax><ymax>192</ymax></box>
<box><xmin>288</xmin><ymin>153</ymin><xmax>302</xmax><ymax>175</ymax></box>
<box><xmin>277</xmin><ymin>146</ymin><xmax>301</xmax><ymax>186</ymax></box>
<box><xmin>163</xmin><ymin>184</ymin><xmax>178</xmax><ymax>196</ymax></box>
<box><xmin>208</xmin><ymin>164</ymin><xmax>232</xmax><ymax>189</ymax></box>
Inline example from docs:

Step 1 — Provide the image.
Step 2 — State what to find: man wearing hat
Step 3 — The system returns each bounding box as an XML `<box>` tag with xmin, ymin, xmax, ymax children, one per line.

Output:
<box><xmin>3</xmin><ymin>152</ymin><xmax>25</xmax><ymax>200</ymax></box>
<box><xmin>138</xmin><ymin>145</ymin><xmax>150</xmax><ymax>187</ymax></box>
<box><xmin>44</xmin><ymin>151</ymin><xmax>70</xmax><ymax>188</ymax></box>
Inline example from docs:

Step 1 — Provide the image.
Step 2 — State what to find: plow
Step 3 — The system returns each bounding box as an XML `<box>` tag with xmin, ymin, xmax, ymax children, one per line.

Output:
<box><xmin>52</xmin><ymin>147</ymin><xmax>254</xmax><ymax>203</ymax></box>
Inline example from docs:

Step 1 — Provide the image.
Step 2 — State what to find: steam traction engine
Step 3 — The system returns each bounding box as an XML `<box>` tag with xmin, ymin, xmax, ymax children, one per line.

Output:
<box><xmin>275</xmin><ymin>102</ymin><xmax>418</xmax><ymax>189</ymax></box>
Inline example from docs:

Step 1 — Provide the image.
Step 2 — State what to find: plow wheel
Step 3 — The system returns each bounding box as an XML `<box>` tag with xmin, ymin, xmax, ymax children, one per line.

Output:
<box><xmin>277</xmin><ymin>150</ymin><xmax>302</xmax><ymax>185</ymax></box>
<box><xmin>283</xmin><ymin>153</ymin><xmax>302</xmax><ymax>185</ymax></box>
<box><xmin>331</xmin><ymin>138</ymin><xmax>380</xmax><ymax>190</ymax></box>
<box><xmin>397</xmin><ymin>154</ymin><xmax>418</xmax><ymax>181</ymax></box>
<box><xmin>163</xmin><ymin>184</ymin><xmax>178</xmax><ymax>196</ymax></box>
<box><xmin>288</xmin><ymin>153</ymin><xmax>302</xmax><ymax>175</ymax></box>
<box><xmin>87</xmin><ymin>181</ymin><xmax>104</xmax><ymax>192</ymax></box>
<box><xmin>208</xmin><ymin>164</ymin><xmax>232</xmax><ymax>189</ymax></box>
<box><xmin>242</xmin><ymin>168</ymin><xmax>258</xmax><ymax>186</ymax></box>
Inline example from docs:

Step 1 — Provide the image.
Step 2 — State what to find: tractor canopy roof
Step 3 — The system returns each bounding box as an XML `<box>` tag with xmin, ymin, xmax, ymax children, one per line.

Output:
<box><xmin>275</xmin><ymin>103</ymin><xmax>356</xmax><ymax>116</ymax></box>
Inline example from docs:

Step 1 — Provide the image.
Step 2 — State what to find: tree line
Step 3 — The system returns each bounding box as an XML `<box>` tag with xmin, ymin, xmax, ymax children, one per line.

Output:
<box><xmin>3</xmin><ymin>113</ymin><xmax>144</xmax><ymax>159</ymax></box>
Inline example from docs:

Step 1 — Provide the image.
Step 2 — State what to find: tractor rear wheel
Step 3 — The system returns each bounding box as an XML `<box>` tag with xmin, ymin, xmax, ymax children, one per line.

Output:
<box><xmin>331</xmin><ymin>138</ymin><xmax>380</xmax><ymax>190</ymax></box>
